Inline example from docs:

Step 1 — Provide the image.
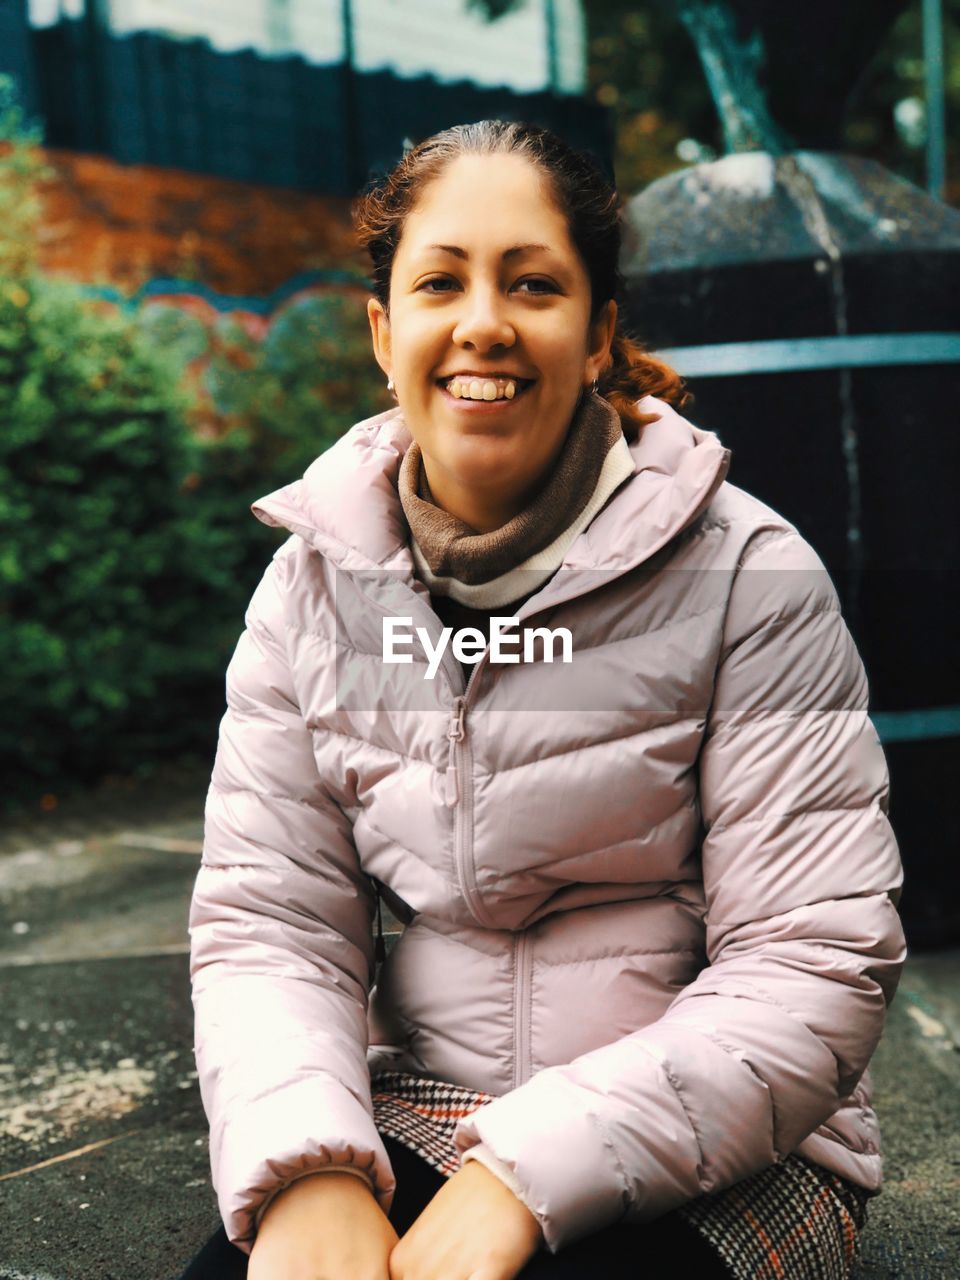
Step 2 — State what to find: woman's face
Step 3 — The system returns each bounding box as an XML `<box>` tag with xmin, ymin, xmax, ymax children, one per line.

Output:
<box><xmin>367</xmin><ymin>153</ymin><xmax>616</xmax><ymax>531</ymax></box>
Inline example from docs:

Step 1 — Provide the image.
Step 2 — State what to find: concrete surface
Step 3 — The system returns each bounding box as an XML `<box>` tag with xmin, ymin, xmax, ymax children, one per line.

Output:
<box><xmin>0</xmin><ymin>782</ymin><xmax>957</xmax><ymax>1279</ymax></box>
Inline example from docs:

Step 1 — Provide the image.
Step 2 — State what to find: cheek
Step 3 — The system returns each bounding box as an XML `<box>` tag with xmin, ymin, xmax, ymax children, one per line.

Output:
<box><xmin>390</xmin><ymin>313</ymin><xmax>438</xmax><ymax>363</ymax></box>
<box><xmin>537</xmin><ymin>316</ymin><xmax>589</xmax><ymax>361</ymax></box>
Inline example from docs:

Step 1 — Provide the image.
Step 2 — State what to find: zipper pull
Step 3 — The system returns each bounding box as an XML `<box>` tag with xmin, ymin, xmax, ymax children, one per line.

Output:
<box><xmin>444</xmin><ymin>697</ymin><xmax>467</xmax><ymax>807</ymax></box>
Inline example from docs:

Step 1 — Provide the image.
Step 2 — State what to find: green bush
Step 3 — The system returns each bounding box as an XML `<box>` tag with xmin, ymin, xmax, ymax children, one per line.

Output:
<box><xmin>0</xmin><ymin>75</ymin><xmax>49</xmax><ymax>279</ymax></box>
<box><xmin>132</xmin><ymin>291</ymin><xmax>392</xmax><ymax>706</ymax></box>
<box><xmin>137</xmin><ymin>288</ymin><xmax>387</xmax><ymax>457</ymax></box>
<box><xmin>0</xmin><ymin>77</ymin><xmax>391</xmax><ymax>801</ymax></box>
<box><xmin>0</xmin><ymin>274</ymin><xmax>238</xmax><ymax>793</ymax></box>
<box><xmin>0</xmin><ymin>280</ymin><xmax>391</xmax><ymax>800</ymax></box>
<box><xmin>0</xmin><ymin>80</ymin><xmax>238</xmax><ymax>793</ymax></box>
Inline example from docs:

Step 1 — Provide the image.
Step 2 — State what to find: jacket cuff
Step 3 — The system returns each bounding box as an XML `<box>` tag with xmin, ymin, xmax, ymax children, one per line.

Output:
<box><xmin>213</xmin><ymin>1076</ymin><xmax>396</xmax><ymax>1250</ymax></box>
<box><xmin>253</xmin><ymin>1164</ymin><xmax>376</xmax><ymax>1230</ymax></box>
<box><xmin>454</xmin><ymin>1073</ymin><xmax>631</xmax><ymax>1253</ymax></box>
<box><xmin>461</xmin><ymin>1144</ymin><xmax>533</xmax><ymax>1207</ymax></box>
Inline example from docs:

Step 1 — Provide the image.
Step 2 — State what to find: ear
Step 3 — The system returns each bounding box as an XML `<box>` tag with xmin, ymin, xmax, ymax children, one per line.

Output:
<box><xmin>367</xmin><ymin>297</ymin><xmax>392</xmax><ymax>381</ymax></box>
<box><xmin>585</xmin><ymin>299</ymin><xmax>617</xmax><ymax>382</ymax></box>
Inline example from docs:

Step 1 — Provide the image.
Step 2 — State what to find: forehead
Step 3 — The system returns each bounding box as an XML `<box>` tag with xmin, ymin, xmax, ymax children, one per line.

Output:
<box><xmin>397</xmin><ymin>153</ymin><xmax>574</xmax><ymax>263</ymax></box>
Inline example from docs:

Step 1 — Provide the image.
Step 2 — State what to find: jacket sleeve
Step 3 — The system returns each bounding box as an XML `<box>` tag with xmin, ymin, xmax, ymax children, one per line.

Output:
<box><xmin>453</xmin><ymin>526</ymin><xmax>906</xmax><ymax>1253</ymax></box>
<box><xmin>189</xmin><ymin>543</ymin><xmax>396</xmax><ymax>1250</ymax></box>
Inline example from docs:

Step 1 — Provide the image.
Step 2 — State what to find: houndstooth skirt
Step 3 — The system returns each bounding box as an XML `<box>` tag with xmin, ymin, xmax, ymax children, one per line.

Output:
<box><xmin>371</xmin><ymin>1071</ymin><xmax>875</xmax><ymax>1280</ymax></box>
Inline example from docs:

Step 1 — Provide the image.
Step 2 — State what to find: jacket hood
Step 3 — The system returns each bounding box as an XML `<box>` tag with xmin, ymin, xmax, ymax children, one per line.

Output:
<box><xmin>251</xmin><ymin>395</ymin><xmax>731</xmax><ymax>593</ymax></box>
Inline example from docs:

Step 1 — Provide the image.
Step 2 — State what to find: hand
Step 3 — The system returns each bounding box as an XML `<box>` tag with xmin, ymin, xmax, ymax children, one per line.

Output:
<box><xmin>389</xmin><ymin>1159</ymin><xmax>544</xmax><ymax>1280</ymax></box>
<box><xmin>248</xmin><ymin>1169</ymin><xmax>399</xmax><ymax>1280</ymax></box>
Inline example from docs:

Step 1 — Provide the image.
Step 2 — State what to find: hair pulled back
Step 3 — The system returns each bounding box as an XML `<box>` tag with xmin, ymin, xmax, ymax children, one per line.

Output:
<box><xmin>351</xmin><ymin>119</ymin><xmax>692</xmax><ymax>435</ymax></box>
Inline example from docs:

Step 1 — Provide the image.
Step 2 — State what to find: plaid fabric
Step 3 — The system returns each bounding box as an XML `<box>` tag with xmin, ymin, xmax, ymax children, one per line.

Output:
<box><xmin>372</xmin><ymin>1070</ymin><xmax>496</xmax><ymax>1177</ymax></box>
<box><xmin>676</xmin><ymin>1152</ymin><xmax>873</xmax><ymax>1280</ymax></box>
<box><xmin>371</xmin><ymin>1070</ymin><xmax>875</xmax><ymax>1279</ymax></box>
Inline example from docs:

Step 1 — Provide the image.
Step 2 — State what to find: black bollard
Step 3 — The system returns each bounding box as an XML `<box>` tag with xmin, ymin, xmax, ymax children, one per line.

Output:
<box><xmin>623</xmin><ymin>151</ymin><xmax>960</xmax><ymax>947</ymax></box>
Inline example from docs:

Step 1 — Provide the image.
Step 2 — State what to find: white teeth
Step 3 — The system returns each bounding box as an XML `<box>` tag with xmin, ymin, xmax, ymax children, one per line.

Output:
<box><xmin>446</xmin><ymin>376</ymin><xmax>520</xmax><ymax>401</ymax></box>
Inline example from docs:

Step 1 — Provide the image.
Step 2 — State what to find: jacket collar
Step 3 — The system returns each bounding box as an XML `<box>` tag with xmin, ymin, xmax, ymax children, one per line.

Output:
<box><xmin>251</xmin><ymin>396</ymin><xmax>731</xmax><ymax>596</ymax></box>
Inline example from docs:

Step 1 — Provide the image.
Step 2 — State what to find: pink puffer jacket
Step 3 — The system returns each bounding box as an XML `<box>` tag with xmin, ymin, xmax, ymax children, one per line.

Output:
<box><xmin>189</xmin><ymin>394</ymin><xmax>905</xmax><ymax>1252</ymax></box>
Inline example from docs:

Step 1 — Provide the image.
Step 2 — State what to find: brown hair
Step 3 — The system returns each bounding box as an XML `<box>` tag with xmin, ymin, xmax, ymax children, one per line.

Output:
<box><xmin>351</xmin><ymin>119</ymin><xmax>692</xmax><ymax>435</ymax></box>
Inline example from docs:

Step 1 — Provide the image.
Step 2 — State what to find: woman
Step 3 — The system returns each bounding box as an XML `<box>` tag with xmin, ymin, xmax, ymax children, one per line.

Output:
<box><xmin>179</xmin><ymin>120</ymin><xmax>905</xmax><ymax>1280</ymax></box>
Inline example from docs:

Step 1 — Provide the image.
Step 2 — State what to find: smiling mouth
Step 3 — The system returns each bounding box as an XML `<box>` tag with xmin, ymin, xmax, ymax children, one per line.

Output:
<box><xmin>437</xmin><ymin>375</ymin><xmax>536</xmax><ymax>403</ymax></box>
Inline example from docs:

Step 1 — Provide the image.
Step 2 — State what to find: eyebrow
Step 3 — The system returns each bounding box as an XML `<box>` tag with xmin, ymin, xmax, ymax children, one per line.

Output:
<box><xmin>423</xmin><ymin>243</ymin><xmax>554</xmax><ymax>260</ymax></box>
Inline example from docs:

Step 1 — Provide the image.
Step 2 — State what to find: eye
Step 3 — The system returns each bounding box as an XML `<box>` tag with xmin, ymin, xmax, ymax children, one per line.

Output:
<box><xmin>417</xmin><ymin>276</ymin><xmax>558</xmax><ymax>295</ymax></box>
<box><xmin>514</xmin><ymin>277</ymin><xmax>557</xmax><ymax>294</ymax></box>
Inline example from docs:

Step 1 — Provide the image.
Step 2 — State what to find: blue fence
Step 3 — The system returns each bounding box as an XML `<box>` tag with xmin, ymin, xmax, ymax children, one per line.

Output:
<box><xmin>0</xmin><ymin>7</ymin><xmax>611</xmax><ymax>195</ymax></box>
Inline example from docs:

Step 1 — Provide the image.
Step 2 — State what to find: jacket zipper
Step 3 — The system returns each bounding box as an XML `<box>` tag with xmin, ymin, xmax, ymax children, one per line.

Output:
<box><xmin>443</xmin><ymin>696</ymin><xmax>466</xmax><ymax>807</ymax></box>
<box><xmin>443</xmin><ymin>693</ymin><xmax>491</xmax><ymax>925</ymax></box>
<box><xmin>446</xmin><ymin>682</ymin><xmax>531</xmax><ymax>1067</ymax></box>
<box><xmin>513</xmin><ymin>930</ymin><xmax>531</xmax><ymax>1088</ymax></box>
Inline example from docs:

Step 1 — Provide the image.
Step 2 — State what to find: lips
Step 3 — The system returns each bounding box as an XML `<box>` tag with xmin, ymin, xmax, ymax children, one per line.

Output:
<box><xmin>436</xmin><ymin>374</ymin><xmax>536</xmax><ymax>389</ymax></box>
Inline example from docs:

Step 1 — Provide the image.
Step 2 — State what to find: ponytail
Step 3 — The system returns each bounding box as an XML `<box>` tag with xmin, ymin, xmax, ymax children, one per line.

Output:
<box><xmin>600</xmin><ymin>331</ymin><xmax>694</xmax><ymax>437</ymax></box>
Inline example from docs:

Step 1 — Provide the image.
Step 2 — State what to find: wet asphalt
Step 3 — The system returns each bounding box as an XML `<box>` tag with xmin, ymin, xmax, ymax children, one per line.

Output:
<box><xmin>0</xmin><ymin>785</ymin><xmax>215</xmax><ymax>1279</ymax></box>
<box><xmin>0</xmin><ymin>781</ymin><xmax>957</xmax><ymax>1279</ymax></box>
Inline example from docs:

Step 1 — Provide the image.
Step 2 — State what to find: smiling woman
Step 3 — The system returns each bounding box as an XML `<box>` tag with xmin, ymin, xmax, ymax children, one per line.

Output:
<box><xmin>363</xmin><ymin>153</ymin><xmax>616</xmax><ymax>535</ymax></box>
<box><xmin>178</xmin><ymin>121</ymin><xmax>904</xmax><ymax>1280</ymax></box>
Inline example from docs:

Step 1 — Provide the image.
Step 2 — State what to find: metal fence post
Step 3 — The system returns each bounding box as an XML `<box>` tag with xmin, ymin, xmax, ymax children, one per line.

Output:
<box><xmin>923</xmin><ymin>0</ymin><xmax>947</xmax><ymax>200</ymax></box>
<box><xmin>341</xmin><ymin>0</ymin><xmax>363</xmax><ymax>191</ymax></box>
<box><xmin>545</xmin><ymin>0</ymin><xmax>559</xmax><ymax>93</ymax></box>
<box><xmin>80</xmin><ymin>0</ymin><xmax>110</xmax><ymax>151</ymax></box>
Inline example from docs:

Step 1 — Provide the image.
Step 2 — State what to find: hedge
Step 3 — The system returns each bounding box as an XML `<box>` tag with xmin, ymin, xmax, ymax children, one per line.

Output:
<box><xmin>1</xmin><ymin>76</ymin><xmax>390</xmax><ymax>803</ymax></box>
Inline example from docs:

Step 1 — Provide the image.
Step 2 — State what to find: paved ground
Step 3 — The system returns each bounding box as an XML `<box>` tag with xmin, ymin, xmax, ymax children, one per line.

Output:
<box><xmin>0</xmin><ymin>780</ymin><xmax>957</xmax><ymax>1279</ymax></box>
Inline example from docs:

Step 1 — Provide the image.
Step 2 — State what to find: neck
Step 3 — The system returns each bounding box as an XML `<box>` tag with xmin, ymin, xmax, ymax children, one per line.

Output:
<box><xmin>418</xmin><ymin>451</ymin><xmax>561</xmax><ymax>533</ymax></box>
<box><xmin>397</xmin><ymin>388</ymin><xmax>635</xmax><ymax>604</ymax></box>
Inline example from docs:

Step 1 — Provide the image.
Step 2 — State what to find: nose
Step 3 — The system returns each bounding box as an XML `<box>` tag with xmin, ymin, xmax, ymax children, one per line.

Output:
<box><xmin>451</xmin><ymin>282</ymin><xmax>515</xmax><ymax>352</ymax></box>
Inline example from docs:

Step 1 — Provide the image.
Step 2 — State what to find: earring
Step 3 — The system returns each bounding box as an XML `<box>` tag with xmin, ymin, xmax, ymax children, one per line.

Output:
<box><xmin>387</xmin><ymin>377</ymin><xmax>395</xmax><ymax>392</ymax></box>
<box><xmin>591</xmin><ymin>378</ymin><xmax>599</xmax><ymax>393</ymax></box>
